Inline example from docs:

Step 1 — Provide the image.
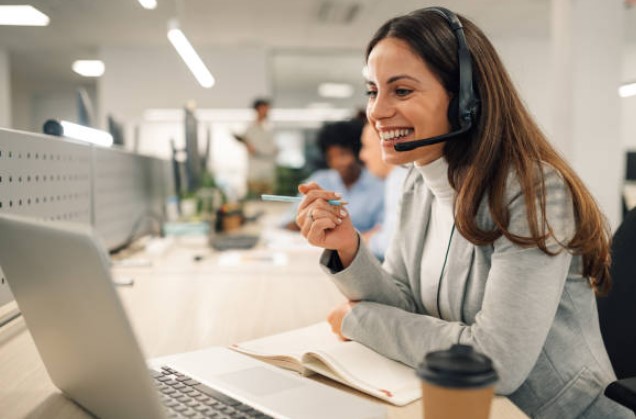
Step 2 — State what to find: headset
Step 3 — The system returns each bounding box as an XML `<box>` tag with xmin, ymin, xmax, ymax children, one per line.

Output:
<box><xmin>394</xmin><ymin>7</ymin><xmax>480</xmax><ymax>152</ymax></box>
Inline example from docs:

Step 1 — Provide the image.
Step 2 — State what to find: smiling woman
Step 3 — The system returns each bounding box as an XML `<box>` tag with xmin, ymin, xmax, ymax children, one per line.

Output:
<box><xmin>293</xmin><ymin>6</ymin><xmax>634</xmax><ymax>419</ymax></box>
<box><xmin>365</xmin><ymin>37</ymin><xmax>451</xmax><ymax>167</ymax></box>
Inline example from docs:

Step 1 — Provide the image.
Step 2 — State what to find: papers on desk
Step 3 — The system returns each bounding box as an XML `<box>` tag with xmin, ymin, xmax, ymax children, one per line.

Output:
<box><xmin>231</xmin><ymin>322</ymin><xmax>421</xmax><ymax>406</ymax></box>
<box><xmin>217</xmin><ymin>250</ymin><xmax>288</xmax><ymax>267</ymax></box>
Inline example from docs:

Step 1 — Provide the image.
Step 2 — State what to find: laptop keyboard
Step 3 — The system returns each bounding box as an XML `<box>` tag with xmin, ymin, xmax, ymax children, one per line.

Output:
<box><xmin>151</xmin><ymin>366</ymin><xmax>273</xmax><ymax>419</ymax></box>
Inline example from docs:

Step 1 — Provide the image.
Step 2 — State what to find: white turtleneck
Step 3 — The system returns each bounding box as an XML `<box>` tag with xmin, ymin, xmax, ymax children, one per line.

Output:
<box><xmin>414</xmin><ymin>157</ymin><xmax>456</xmax><ymax>318</ymax></box>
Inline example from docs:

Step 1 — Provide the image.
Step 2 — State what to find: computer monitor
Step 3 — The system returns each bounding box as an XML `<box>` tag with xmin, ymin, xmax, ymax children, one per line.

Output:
<box><xmin>184</xmin><ymin>106</ymin><xmax>202</xmax><ymax>193</ymax></box>
<box><xmin>626</xmin><ymin>151</ymin><xmax>636</xmax><ymax>181</ymax></box>
<box><xmin>107</xmin><ymin>114</ymin><xmax>125</xmax><ymax>147</ymax></box>
<box><xmin>76</xmin><ymin>87</ymin><xmax>95</xmax><ymax>127</ymax></box>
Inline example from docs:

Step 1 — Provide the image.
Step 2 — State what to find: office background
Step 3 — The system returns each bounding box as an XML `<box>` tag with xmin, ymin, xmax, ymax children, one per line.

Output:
<box><xmin>0</xmin><ymin>0</ymin><xmax>635</xmax><ymax>224</ymax></box>
<box><xmin>0</xmin><ymin>2</ymin><xmax>635</xmax><ymax>417</ymax></box>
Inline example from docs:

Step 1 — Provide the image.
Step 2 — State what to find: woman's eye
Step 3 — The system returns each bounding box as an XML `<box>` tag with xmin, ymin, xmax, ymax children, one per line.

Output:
<box><xmin>395</xmin><ymin>88</ymin><xmax>412</xmax><ymax>97</ymax></box>
<box><xmin>365</xmin><ymin>90</ymin><xmax>377</xmax><ymax>98</ymax></box>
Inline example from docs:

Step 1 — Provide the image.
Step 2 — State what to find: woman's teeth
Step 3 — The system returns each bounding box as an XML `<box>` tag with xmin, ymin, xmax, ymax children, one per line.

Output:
<box><xmin>380</xmin><ymin>129</ymin><xmax>413</xmax><ymax>141</ymax></box>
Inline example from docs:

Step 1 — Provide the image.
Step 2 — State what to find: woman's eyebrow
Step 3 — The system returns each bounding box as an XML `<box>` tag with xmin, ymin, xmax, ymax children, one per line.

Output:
<box><xmin>386</xmin><ymin>75</ymin><xmax>420</xmax><ymax>84</ymax></box>
<box><xmin>365</xmin><ymin>75</ymin><xmax>421</xmax><ymax>85</ymax></box>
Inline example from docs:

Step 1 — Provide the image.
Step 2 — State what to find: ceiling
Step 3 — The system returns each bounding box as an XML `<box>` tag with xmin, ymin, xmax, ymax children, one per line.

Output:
<box><xmin>2</xmin><ymin>0</ymin><xmax>636</xmax><ymax>108</ymax></box>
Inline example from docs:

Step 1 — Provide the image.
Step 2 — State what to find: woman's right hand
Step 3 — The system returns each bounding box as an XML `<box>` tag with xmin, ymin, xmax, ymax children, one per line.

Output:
<box><xmin>295</xmin><ymin>182</ymin><xmax>359</xmax><ymax>265</ymax></box>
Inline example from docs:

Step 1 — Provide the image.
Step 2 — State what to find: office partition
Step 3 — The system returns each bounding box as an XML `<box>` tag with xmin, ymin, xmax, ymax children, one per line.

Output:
<box><xmin>0</xmin><ymin>128</ymin><xmax>172</xmax><ymax>310</ymax></box>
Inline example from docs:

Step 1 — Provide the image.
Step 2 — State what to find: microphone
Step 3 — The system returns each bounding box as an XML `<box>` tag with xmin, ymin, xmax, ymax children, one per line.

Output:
<box><xmin>393</xmin><ymin>124</ymin><xmax>472</xmax><ymax>152</ymax></box>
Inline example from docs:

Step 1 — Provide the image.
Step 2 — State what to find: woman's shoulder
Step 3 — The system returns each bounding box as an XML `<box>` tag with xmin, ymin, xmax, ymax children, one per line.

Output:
<box><xmin>306</xmin><ymin>168</ymin><xmax>337</xmax><ymax>183</ymax></box>
<box><xmin>475</xmin><ymin>161</ymin><xmax>573</xmax><ymax>229</ymax></box>
<box><xmin>502</xmin><ymin>162</ymin><xmax>570</xmax><ymax>203</ymax></box>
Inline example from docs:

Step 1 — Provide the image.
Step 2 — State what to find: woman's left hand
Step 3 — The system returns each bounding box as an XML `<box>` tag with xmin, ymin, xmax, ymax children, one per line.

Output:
<box><xmin>327</xmin><ymin>301</ymin><xmax>358</xmax><ymax>341</ymax></box>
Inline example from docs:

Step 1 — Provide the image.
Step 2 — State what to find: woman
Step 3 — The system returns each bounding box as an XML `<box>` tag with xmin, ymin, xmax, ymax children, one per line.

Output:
<box><xmin>282</xmin><ymin>118</ymin><xmax>385</xmax><ymax>233</ymax></box>
<box><xmin>294</xmin><ymin>7</ymin><xmax>633</xmax><ymax>418</ymax></box>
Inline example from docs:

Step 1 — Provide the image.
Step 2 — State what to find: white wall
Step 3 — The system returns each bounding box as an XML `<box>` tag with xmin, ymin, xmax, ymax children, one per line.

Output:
<box><xmin>98</xmin><ymin>46</ymin><xmax>270</xmax><ymax>124</ymax></box>
<box><xmin>491</xmin><ymin>38</ymin><xmax>554</xmax><ymax>139</ymax></box>
<box><xmin>0</xmin><ymin>50</ymin><xmax>10</xmax><ymax>128</ymax></box>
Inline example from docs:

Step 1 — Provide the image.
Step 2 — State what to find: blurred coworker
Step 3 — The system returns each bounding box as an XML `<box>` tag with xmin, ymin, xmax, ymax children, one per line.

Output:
<box><xmin>242</xmin><ymin>98</ymin><xmax>278</xmax><ymax>196</ymax></box>
<box><xmin>282</xmin><ymin>119</ymin><xmax>384</xmax><ymax>232</ymax></box>
<box><xmin>359</xmin><ymin>123</ymin><xmax>409</xmax><ymax>260</ymax></box>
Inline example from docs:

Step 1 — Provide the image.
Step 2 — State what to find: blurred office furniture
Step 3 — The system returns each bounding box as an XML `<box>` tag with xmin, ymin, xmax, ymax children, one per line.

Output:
<box><xmin>184</xmin><ymin>105</ymin><xmax>203</xmax><ymax>194</ymax></box>
<box><xmin>623</xmin><ymin>151</ymin><xmax>636</xmax><ymax>217</ymax></box>
<box><xmin>76</xmin><ymin>87</ymin><xmax>96</xmax><ymax>128</ymax></box>
<box><xmin>107</xmin><ymin>114</ymin><xmax>125</xmax><ymax>147</ymax></box>
<box><xmin>598</xmin><ymin>207</ymin><xmax>636</xmax><ymax>412</ymax></box>
<box><xmin>0</xmin><ymin>128</ymin><xmax>173</xmax><ymax>311</ymax></box>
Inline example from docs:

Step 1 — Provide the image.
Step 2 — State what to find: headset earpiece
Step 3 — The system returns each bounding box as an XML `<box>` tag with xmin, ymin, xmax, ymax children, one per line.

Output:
<box><xmin>447</xmin><ymin>94</ymin><xmax>460</xmax><ymax>131</ymax></box>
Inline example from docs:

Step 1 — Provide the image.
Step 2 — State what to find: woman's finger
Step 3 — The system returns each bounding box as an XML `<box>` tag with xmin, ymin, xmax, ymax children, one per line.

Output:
<box><xmin>309</xmin><ymin>206</ymin><xmax>344</xmax><ymax>225</ymax></box>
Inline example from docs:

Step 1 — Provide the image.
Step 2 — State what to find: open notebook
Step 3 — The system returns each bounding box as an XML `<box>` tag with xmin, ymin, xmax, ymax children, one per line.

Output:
<box><xmin>231</xmin><ymin>322</ymin><xmax>421</xmax><ymax>406</ymax></box>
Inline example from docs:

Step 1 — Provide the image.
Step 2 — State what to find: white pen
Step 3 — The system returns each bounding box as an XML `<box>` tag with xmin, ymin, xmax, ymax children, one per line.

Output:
<box><xmin>261</xmin><ymin>194</ymin><xmax>348</xmax><ymax>206</ymax></box>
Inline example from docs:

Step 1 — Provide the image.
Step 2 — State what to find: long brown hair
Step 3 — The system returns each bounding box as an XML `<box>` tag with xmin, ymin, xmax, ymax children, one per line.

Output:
<box><xmin>366</xmin><ymin>8</ymin><xmax>611</xmax><ymax>295</ymax></box>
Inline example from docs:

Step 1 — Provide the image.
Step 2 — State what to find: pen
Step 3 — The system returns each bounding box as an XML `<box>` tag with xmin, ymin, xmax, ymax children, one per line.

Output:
<box><xmin>261</xmin><ymin>194</ymin><xmax>348</xmax><ymax>206</ymax></box>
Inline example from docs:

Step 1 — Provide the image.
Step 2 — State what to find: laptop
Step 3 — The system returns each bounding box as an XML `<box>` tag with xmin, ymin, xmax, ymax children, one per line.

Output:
<box><xmin>0</xmin><ymin>213</ymin><xmax>385</xmax><ymax>419</ymax></box>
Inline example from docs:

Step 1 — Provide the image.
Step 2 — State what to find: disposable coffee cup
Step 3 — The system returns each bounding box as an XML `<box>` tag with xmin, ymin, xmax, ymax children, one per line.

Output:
<box><xmin>416</xmin><ymin>344</ymin><xmax>498</xmax><ymax>419</ymax></box>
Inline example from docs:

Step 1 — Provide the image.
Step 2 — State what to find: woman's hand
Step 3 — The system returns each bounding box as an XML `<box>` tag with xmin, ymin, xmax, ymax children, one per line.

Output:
<box><xmin>327</xmin><ymin>301</ymin><xmax>358</xmax><ymax>341</ymax></box>
<box><xmin>295</xmin><ymin>182</ymin><xmax>358</xmax><ymax>261</ymax></box>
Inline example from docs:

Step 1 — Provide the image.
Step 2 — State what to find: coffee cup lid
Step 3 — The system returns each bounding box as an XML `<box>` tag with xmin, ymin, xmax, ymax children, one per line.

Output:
<box><xmin>416</xmin><ymin>344</ymin><xmax>498</xmax><ymax>388</ymax></box>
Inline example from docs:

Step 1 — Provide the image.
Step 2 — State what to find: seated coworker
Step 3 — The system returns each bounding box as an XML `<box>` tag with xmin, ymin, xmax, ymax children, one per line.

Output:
<box><xmin>293</xmin><ymin>7</ymin><xmax>633</xmax><ymax>419</ymax></box>
<box><xmin>282</xmin><ymin>119</ymin><xmax>384</xmax><ymax>233</ymax></box>
<box><xmin>359</xmin><ymin>122</ymin><xmax>408</xmax><ymax>260</ymax></box>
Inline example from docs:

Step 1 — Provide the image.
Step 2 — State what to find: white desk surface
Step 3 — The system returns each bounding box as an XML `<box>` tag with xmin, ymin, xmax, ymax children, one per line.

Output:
<box><xmin>0</xmin><ymin>202</ymin><xmax>527</xmax><ymax>419</ymax></box>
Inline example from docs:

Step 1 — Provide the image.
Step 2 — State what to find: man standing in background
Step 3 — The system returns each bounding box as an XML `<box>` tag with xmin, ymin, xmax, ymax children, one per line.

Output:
<box><xmin>241</xmin><ymin>98</ymin><xmax>278</xmax><ymax>197</ymax></box>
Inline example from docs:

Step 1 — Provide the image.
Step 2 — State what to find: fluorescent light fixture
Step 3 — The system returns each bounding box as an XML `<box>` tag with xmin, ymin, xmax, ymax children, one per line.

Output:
<box><xmin>167</xmin><ymin>19</ymin><xmax>215</xmax><ymax>88</ymax></box>
<box><xmin>0</xmin><ymin>5</ymin><xmax>49</xmax><ymax>26</ymax></box>
<box><xmin>137</xmin><ymin>0</ymin><xmax>157</xmax><ymax>10</ymax></box>
<box><xmin>72</xmin><ymin>60</ymin><xmax>105</xmax><ymax>77</ymax></box>
<box><xmin>318</xmin><ymin>82</ymin><xmax>354</xmax><ymax>98</ymax></box>
<box><xmin>44</xmin><ymin>120</ymin><xmax>113</xmax><ymax>147</ymax></box>
<box><xmin>619</xmin><ymin>82</ymin><xmax>636</xmax><ymax>98</ymax></box>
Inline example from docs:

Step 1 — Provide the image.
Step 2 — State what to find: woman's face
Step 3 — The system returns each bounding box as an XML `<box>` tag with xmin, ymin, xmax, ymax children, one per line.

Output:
<box><xmin>325</xmin><ymin>145</ymin><xmax>361</xmax><ymax>186</ymax></box>
<box><xmin>365</xmin><ymin>37</ymin><xmax>451</xmax><ymax>166</ymax></box>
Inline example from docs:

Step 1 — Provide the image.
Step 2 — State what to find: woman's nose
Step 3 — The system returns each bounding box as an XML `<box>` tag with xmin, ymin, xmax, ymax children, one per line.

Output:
<box><xmin>367</xmin><ymin>94</ymin><xmax>393</xmax><ymax>120</ymax></box>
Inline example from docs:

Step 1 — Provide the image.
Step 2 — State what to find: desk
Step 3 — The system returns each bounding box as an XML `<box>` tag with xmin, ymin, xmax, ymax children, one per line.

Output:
<box><xmin>0</xmin><ymin>202</ymin><xmax>527</xmax><ymax>419</ymax></box>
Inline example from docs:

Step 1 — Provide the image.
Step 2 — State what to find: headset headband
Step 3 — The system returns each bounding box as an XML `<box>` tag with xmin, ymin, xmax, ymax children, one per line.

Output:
<box><xmin>425</xmin><ymin>7</ymin><xmax>478</xmax><ymax>129</ymax></box>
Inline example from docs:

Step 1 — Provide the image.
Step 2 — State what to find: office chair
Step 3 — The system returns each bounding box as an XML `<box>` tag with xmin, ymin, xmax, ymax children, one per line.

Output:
<box><xmin>598</xmin><ymin>207</ymin><xmax>636</xmax><ymax>412</ymax></box>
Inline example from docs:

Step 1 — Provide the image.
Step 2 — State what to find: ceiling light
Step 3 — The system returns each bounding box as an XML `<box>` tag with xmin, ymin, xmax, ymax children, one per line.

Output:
<box><xmin>167</xmin><ymin>19</ymin><xmax>215</xmax><ymax>88</ymax></box>
<box><xmin>43</xmin><ymin>120</ymin><xmax>114</xmax><ymax>147</ymax></box>
<box><xmin>619</xmin><ymin>82</ymin><xmax>636</xmax><ymax>98</ymax></box>
<box><xmin>318</xmin><ymin>82</ymin><xmax>354</xmax><ymax>98</ymax></box>
<box><xmin>0</xmin><ymin>5</ymin><xmax>49</xmax><ymax>26</ymax></box>
<box><xmin>137</xmin><ymin>0</ymin><xmax>157</xmax><ymax>10</ymax></box>
<box><xmin>72</xmin><ymin>60</ymin><xmax>105</xmax><ymax>77</ymax></box>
